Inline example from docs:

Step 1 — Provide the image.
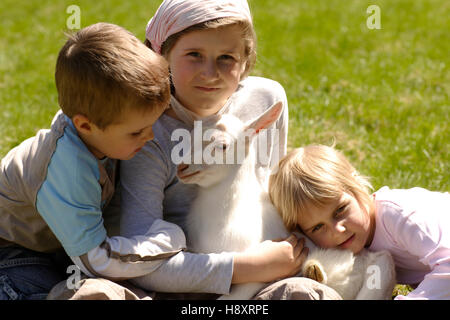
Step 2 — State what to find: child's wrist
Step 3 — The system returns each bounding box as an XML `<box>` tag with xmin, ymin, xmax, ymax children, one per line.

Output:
<box><xmin>232</xmin><ymin>252</ymin><xmax>262</xmax><ymax>284</ymax></box>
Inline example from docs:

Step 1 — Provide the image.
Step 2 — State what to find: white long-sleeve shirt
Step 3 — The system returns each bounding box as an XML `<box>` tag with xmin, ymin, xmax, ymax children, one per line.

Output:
<box><xmin>369</xmin><ymin>186</ymin><xmax>450</xmax><ymax>300</ymax></box>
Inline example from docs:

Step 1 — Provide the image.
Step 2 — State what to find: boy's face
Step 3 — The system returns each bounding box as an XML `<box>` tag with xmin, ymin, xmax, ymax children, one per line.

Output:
<box><xmin>167</xmin><ymin>24</ymin><xmax>246</xmax><ymax>117</ymax></box>
<box><xmin>297</xmin><ymin>192</ymin><xmax>375</xmax><ymax>254</ymax></box>
<box><xmin>85</xmin><ymin>106</ymin><xmax>163</xmax><ymax>160</ymax></box>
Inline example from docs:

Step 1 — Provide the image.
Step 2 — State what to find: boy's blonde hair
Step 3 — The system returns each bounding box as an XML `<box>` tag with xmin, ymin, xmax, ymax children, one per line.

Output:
<box><xmin>145</xmin><ymin>17</ymin><xmax>256</xmax><ymax>80</ymax></box>
<box><xmin>269</xmin><ymin>145</ymin><xmax>373</xmax><ymax>231</ymax></box>
<box><xmin>56</xmin><ymin>22</ymin><xmax>170</xmax><ymax>129</ymax></box>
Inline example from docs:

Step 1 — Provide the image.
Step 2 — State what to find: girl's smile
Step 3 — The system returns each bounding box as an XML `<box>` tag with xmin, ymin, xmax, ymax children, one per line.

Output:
<box><xmin>338</xmin><ymin>233</ymin><xmax>356</xmax><ymax>250</ymax></box>
<box><xmin>195</xmin><ymin>86</ymin><xmax>220</xmax><ymax>92</ymax></box>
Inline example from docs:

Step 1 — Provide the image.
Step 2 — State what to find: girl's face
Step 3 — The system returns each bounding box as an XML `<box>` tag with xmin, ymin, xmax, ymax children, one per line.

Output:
<box><xmin>297</xmin><ymin>192</ymin><xmax>375</xmax><ymax>254</ymax></box>
<box><xmin>167</xmin><ymin>24</ymin><xmax>246</xmax><ymax>117</ymax></box>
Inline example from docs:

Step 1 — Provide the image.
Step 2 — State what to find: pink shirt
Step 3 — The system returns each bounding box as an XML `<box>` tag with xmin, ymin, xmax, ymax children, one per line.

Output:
<box><xmin>369</xmin><ymin>187</ymin><xmax>450</xmax><ymax>300</ymax></box>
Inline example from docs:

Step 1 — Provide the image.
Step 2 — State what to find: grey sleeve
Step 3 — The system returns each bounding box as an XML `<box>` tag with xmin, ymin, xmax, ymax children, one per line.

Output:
<box><xmin>120</xmin><ymin>144</ymin><xmax>168</xmax><ymax>236</ymax></box>
<box><xmin>119</xmin><ymin>140</ymin><xmax>234</xmax><ymax>294</ymax></box>
<box><xmin>130</xmin><ymin>251</ymin><xmax>234</xmax><ymax>294</ymax></box>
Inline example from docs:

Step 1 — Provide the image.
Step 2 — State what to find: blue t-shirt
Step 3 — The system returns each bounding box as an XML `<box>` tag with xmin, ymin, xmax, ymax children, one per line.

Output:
<box><xmin>36</xmin><ymin>117</ymin><xmax>107</xmax><ymax>257</ymax></box>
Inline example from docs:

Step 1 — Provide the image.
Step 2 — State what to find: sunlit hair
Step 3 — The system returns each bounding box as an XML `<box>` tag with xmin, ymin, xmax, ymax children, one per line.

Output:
<box><xmin>56</xmin><ymin>22</ymin><xmax>170</xmax><ymax>129</ymax></box>
<box><xmin>145</xmin><ymin>17</ymin><xmax>256</xmax><ymax>80</ymax></box>
<box><xmin>269</xmin><ymin>145</ymin><xmax>373</xmax><ymax>231</ymax></box>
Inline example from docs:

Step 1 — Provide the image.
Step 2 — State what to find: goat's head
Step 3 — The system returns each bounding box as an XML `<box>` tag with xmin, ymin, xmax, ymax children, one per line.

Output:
<box><xmin>177</xmin><ymin>101</ymin><xmax>283</xmax><ymax>188</ymax></box>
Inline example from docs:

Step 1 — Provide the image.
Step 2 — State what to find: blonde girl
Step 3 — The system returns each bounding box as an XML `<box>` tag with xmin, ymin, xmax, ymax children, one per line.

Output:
<box><xmin>269</xmin><ymin>144</ymin><xmax>450</xmax><ymax>300</ymax></box>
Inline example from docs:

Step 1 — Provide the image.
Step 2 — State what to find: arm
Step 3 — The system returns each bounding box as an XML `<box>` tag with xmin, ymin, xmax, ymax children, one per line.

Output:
<box><xmin>390</xmin><ymin>191</ymin><xmax>450</xmax><ymax>300</ymax></box>
<box><xmin>232</xmin><ymin>235</ymin><xmax>307</xmax><ymax>284</ymax></box>
<box><xmin>72</xmin><ymin>218</ymin><xmax>187</xmax><ymax>280</ymax></box>
<box><xmin>394</xmin><ymin>237</ymin><xmax>450</xmax><ymax>300</ymax></box>
<box><xmin>127</xmin><ymin>234</ymin><xmax>307</xmax><ymax>294</ymax></box>
<box><xmin>396</xmin><ymin>264</ymin><xmax>450</xmax><ymax>300</ymax></box>
<box><xmin>36</xmin><ymin>143</ymin><xmax>186</xmax><ymax>280</ymax></box>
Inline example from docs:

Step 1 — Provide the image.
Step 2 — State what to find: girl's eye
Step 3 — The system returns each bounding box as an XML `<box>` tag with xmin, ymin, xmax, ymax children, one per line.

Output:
<box><xmin>218</xmin><ymin>55</ymin><xmax>238</xmax><ymax>63</ymax></box>
<box><xmin>187</xmin><ymin>52</ymin><xmax>201</xmax><ymax>58</ymax></box>
<box><xmin>335</xmin><ymin>204</ymin><xmax>347</xmax><ymax>217</ymax></box>
<box><xmin>312</xmin><ymin>224</ymin><xmax>323</xmax><ymax>233</ymax></box>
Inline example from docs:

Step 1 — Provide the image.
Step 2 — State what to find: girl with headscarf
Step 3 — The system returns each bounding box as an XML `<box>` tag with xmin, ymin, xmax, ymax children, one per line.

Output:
<box><xmin>118</xmin><ymin>0</ymin><xmax>342</xmax><ymax>299</ymax></box>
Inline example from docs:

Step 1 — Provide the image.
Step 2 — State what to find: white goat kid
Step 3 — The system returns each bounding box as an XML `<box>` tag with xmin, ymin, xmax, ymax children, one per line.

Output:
<box><xmin>177</xmin><ymin>102</ymin><xmax>396</xmax><ymax>300</ymax></box>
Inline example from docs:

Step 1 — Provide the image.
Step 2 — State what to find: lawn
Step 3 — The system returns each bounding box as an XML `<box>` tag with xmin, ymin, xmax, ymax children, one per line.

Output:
<box><xmin>0</xmin><ymin>0</ymin><xmax>448</xmax><ymax>298</ymax></box>
<box><xmin>1</xmin><ymin>0</ymin><xmax>448</xmax><ymax>191</ymax></box>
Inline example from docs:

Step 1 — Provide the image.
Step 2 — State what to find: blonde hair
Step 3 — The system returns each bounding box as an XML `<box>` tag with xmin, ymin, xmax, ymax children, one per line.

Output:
<box><xmin>269</xmin><ymin>145</ymin><xmax>373</xmax><ymax>231</ymax></box>
<box><xmin>145</xmin><ymin>17</ymin><xmax>256</xmax><ymax>80</ymax></box>
<box><xmin>56</xmin><ymin>22</ymin><xmax>170</xmax><ymax>129</ymax></box>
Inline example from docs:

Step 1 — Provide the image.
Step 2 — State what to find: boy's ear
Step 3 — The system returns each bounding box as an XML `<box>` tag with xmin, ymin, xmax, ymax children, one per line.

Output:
<box><xmin>245</xmin><ymin>101</ymin><xmax>283</xmax><ymax>135</ymax></box>
<box><xmin>72</xmin><ymin>114</ymin><xmax>94</xmax><ymax>135</ymax></box>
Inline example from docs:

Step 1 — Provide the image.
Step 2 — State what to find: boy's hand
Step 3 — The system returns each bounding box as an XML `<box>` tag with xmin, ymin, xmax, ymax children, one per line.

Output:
<box><xmin>232</xmin><ymin>234</ymin><xmax>309</xmax><ymax>284</ymax></box>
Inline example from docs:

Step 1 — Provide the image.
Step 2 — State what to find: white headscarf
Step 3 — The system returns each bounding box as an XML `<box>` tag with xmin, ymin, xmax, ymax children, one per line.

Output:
<box><xmin>146</xmin><ymin>0</ymin><xmax>252</xmax><ymax>54</ymax></box>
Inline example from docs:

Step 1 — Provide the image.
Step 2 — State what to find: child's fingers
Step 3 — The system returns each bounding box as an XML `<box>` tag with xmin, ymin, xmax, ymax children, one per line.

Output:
<box><xmin>297</xmin><ymin>245</ymin><xmax>310</xmax><ymax>272</ymax></box>
<box><xmin>284</xmin><ymin>234</ymin><xmax>299</xmax><ymax>246</ymax></box>
<box><xmin>293</xmin><ymin>236</ymin><xmax>305</xmax><ymax>256</ymax></box>
<box><xmin>299</xmin><ymin>243</ymin><xmax>309</xmax><ymax>262</ymax></box>
<box><xmin>271</xmin><ymin>234</ymin><xmax>298</xmax><ymax>245</ymax></box>
<box><xmin>290</xmin><ymin>240</ymin><xmax>309</xmax><ymax>276</ymax></box>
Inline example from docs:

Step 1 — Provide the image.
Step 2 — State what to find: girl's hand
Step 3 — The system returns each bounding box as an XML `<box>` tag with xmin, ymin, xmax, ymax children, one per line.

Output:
<box><xmin>232</xmin><ymin>234</ymin><xmax>309</xmax><ymax>284</ymax></box>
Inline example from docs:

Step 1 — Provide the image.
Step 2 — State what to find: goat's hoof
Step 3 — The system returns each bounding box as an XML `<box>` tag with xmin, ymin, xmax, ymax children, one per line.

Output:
<box><xmin>305</xmin><ymin>263</ymin><xmax>325</xmax><ymax>283</ymax></box>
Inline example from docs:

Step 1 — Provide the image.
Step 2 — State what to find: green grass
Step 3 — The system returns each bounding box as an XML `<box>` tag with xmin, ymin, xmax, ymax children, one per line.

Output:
<box><xmin>251</xmin><ymin>0</ymin><xmax>449</xmax><ymax>191</ymax></box>
<box><xmin>1</xmin><ymin>0</ymin><xmax>447</xmax><ymax>191</ymax></box>
<box><xmin>0</xmin><ymin>0</ymin><xmax>448</xmax><ymax>298</ymax></box>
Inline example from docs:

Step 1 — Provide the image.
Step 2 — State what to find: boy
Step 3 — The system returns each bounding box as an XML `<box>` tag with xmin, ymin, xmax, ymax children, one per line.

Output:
<box><xmin>0</xmin><ymin>23</ymin><xmax>186</xmax><ymax>300</ymax></box>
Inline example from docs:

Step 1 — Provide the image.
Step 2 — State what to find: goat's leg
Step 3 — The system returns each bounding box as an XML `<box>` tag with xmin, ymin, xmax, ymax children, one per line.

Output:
<box><xmin>303</xmin><ymin>259</ymin><xmax>326</xmax><ymax>283</ymax></box>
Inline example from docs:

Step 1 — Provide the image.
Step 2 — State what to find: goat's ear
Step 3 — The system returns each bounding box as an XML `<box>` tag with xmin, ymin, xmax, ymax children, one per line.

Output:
<box><xmin>245</xmin><ymin>101</ymin><xmax>283</xmax><ymax>135</ymax></box>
